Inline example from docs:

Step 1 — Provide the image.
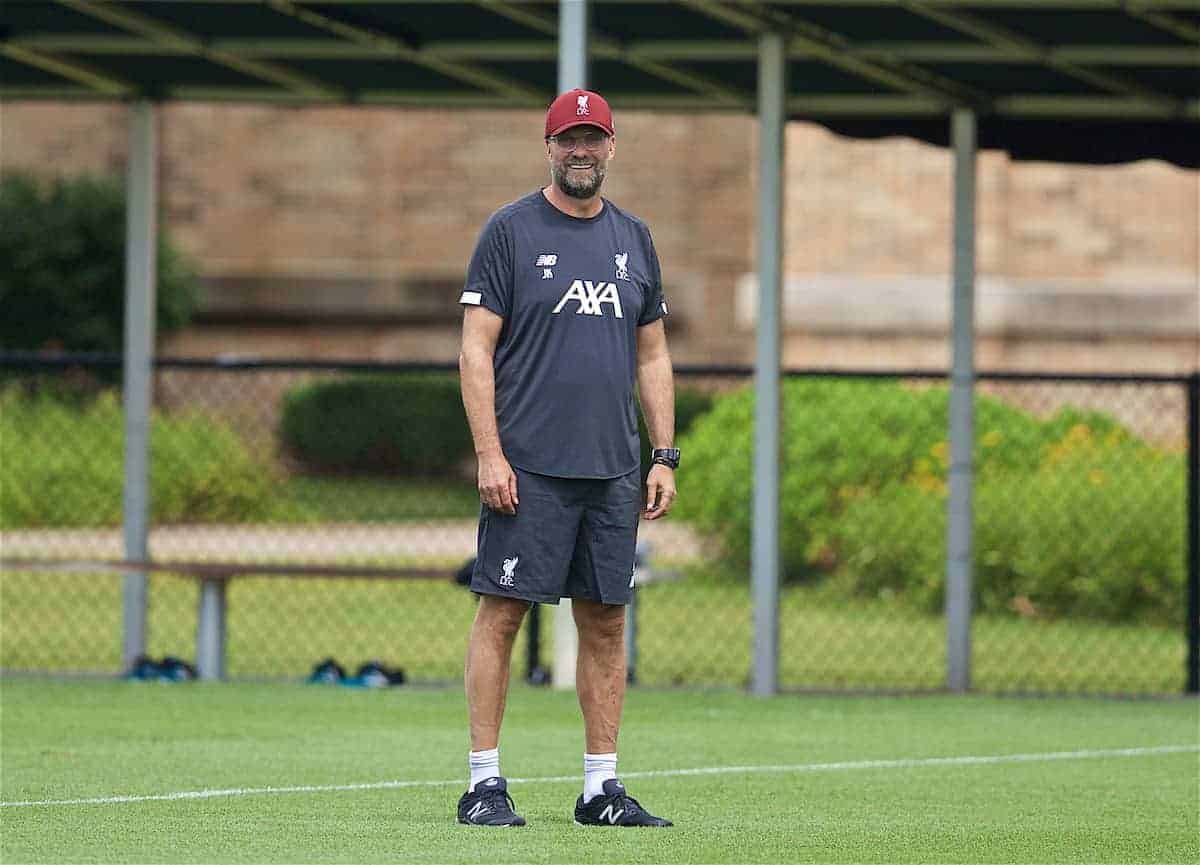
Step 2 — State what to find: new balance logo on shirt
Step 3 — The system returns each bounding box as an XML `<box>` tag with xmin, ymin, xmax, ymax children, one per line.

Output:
<box><xmin>552</xmin><ymin>279</ymin><xmax>624</xmax><ymax>318</ymax></box>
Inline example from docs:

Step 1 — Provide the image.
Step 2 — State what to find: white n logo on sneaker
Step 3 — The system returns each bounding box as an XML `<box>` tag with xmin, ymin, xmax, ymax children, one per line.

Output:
<box><xmin>598</xmin><ymin>804</ymin><xmax>625</xmax><ymax>824</ymax></box>
<box><xmin>467</xmin><ymin>801</ymin><xmax>490</xmax><ymax>820</ymax></box>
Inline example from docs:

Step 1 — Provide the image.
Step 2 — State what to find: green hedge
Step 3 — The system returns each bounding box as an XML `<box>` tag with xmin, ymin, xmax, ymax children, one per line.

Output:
<box><xmin>0</xmin><ymin>390</ymin><xmax>272</xmax><ymax>528</ymax></box>
<box><xmin>280</xmin><ymin>375</ymin><xmax>716</xmax><ymax>477</ymax></box>
<box><xmin>675</xmin><ymin>379</ymin><xmax>1183</xmax><ymax>624</ymax></box>
<box><xmin>279</xmin><ymin>376</ymin><xmax>473</xmax><ymax>475</ymax></box>
<box><xmin>837</xmin><ymin>433</ymin><xmax>1184</xmax><ymax>626</ymax></box>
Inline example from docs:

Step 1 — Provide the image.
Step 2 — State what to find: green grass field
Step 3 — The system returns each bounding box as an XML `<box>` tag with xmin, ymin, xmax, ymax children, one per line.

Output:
<box><xmin>1</xmin><ymin>569</ymin><xmax>1186</xmax><ymax>694</ymax></box>
<box><xmin>271</xmin><ymin>477</ymin><xmax>480</xmax><ymax>523</ymax></box>
<box><xmin>1</xmin><ymin>681</ymin><xmax>1197</xmax><ymax>864</ymax></box>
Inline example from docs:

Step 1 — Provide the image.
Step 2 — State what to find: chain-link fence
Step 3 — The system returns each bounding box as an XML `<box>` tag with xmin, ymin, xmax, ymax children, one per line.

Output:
<box><xmin>1</xmin><ymin>355</ymin><xmax>1195</xmax><ymax>695</ymax></box>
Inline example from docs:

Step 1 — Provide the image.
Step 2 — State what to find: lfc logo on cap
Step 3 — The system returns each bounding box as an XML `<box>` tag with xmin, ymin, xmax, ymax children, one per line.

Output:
<box><xmin>577</xmin><ymin>94</ymin><xmax>590</xmax><ymax>116</ymax></box>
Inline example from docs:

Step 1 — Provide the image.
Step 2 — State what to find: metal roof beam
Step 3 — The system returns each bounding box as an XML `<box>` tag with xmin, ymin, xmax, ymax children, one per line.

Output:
<box><xmin>418</xmin><ymin>40</ymin><xmax>562</xmax><ymax>61</ymax></box>
<box><xmin>1123</xmin><ymin>3</ymin><xmax>1200</xmax><ymax>43</ymax></box>
<box><xmin>0</xmin><ymin>85</ymin><xmax>104</xmax><ymax>100</ymax></box>
<box><xmin>56</xmin><ymin>0</ymin><xmax>342</xmax><ymax>100</ymax></box>
<box><xmin>681</xmin><ymin>0</ymin><xmax>986</xmax><ymax>107</ymax></box>
<box><xmin>477</xmin><ymin>0</ymin><xmax>753</xmax><ymax>108</ymax></box>
<box><xmin>160</xmin><ymin>87</ymin><xmax>524</xmax><ymax>107</ymax></box>
<box><xmin>623</xmin><ymin>40</ymin><xmax>758</xmax><ymax>61</ymax></box>
<box><xmin>6</xmin><ymin>35</ymin><xmax>187</xmax><ymax>56</ymax></box>
<box><xmin>264</xmin><ymin>0</ymin><xmax>549</xmax><ymax>102</ymax></box>
<box><xmin>996</xmin><ymin>95</ymin><xmax>1200</xmax><ymax>119</ymax></box>
<box><xmin>110</xmin><ymin>86</ymin><xmax>1195</xmax><ymax>120</ymax></box>
<box><xmin>898</xmin><ymin>1</ymin><xmax>1186</xmax><ymax>111</ymax></box>
<box><xmin>304</xmin><ymin>0</ymin><xmax>1195</xmax><ymax>4</ymax></box>
<box><xmin>211</xmin><ymin>38</ymin><xmax>397</xmax><ymax>59</ymax></box>
<box><xmin>11</xmin><ymin>34</ymin><xmax>1196</xmax><ymax>70</ymax></box>
<box><xmin>0</xmin><ymin>42</ymin><xmax>134</xmax><ymax>95</ymax></box>
<box><xmin>853</xmin><ymin>41</ymin><xmax>1200</xmax><ymax>65</ymax></box>
<box><xmin>767</xmin><ymin>0</ymin><xmax>1199</xmax><ymax>7</ymax></box>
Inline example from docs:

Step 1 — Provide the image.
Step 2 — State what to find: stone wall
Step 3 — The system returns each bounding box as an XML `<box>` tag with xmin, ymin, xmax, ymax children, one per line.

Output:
<box><xmin>3</xmin><ymin>101</ymin><xmax>1196</xmax><ymax>372</ymax></box>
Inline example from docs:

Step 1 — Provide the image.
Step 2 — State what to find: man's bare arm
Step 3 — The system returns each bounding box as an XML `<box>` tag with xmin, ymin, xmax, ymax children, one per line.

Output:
<box><xmin>636</xmin><ymin>319</ymin><xmax>676</xmax><ymax>520</ymax></box>
<box><xmin>460</xmin><ymin>305</ymin><xmax>518</xmax><ymax>514</ymax></box>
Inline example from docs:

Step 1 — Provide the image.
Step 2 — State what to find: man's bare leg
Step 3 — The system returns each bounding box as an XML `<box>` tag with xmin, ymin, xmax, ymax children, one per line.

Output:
<box><xmin>465</xmin><ymin>594</ymin><xmax>530</xmax><ymax>751</ymax></box>
<box><xmin>459</xmin><ymin>594</ymin><xmax>530</xmax><ymax>826</ymax></box>
<box><xmin>570</xmin><ymin>598</ymin><xmax>672</xmax><ymax>826</ymax></box>
<box><xmin>573</xmin><ymin>599</ymin><xmax>627</xmax><ymax>753</ymax></box>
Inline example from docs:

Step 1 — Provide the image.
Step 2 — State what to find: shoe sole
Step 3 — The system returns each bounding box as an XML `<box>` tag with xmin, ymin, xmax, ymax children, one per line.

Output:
<box><xmin>458</xmin><ymin>819</ymin><xmax>525</xmax><ymax>827</ymax></box>
<box><xmin>573</xmin><ymin>819</ymin><xmax>671</xmax><ymax>827</ymax></box>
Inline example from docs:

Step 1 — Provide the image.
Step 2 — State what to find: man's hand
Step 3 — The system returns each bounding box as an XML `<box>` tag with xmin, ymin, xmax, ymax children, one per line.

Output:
<box><xmin>642</xmin><ymin>463</ymin><xmax>676</xmax><ymax>520</ymax></box>
<box><xmin>478</xmin><ymin>450</ymin><xmax>519</xmax><ymax>515</ymax></box>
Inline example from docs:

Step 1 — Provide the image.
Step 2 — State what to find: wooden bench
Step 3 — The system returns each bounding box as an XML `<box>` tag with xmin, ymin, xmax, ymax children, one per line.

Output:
<box><xmin>0</xmin><ymin>558</ymin><xmax>454</xmax><ymax>680</ymax></box>
<box><xmin>3</xmin><ymin>544</ymin><xmax>674</xmax><ymax>684</ymax></box>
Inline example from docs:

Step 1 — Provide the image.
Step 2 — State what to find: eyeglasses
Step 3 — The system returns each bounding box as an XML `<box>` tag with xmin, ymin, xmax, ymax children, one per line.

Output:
<box><xmin>548</xmin><ymin>131</ymin><xmax>609</xmax><ymax>152</ymax></box>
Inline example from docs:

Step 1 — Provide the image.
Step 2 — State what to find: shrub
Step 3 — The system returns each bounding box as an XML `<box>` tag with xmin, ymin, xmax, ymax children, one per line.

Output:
<box><xmin>836</xmin><ymin>441</ymin><xmax>1184</xmax><ymax>625</ymax></box>
<box><xmin>281</xmin><ymin>377</ymin><xmax>715</xmax><ymax>478</ymax></box>
<box><xmin>676</xmin><ymin>379</ymin><xmax>1089</xmax><ymax>580</ymax></box>
<box><xmin>0</xmin><ymin>390</ymin><xmax>272</xmax><ymax>528</ymax></box>
<box><xmin>0</xmin><ymin>171</ymin><xmax>197</xmax><ymax>356</ymax></box>
<box><xmin>279</xmin><ymin>375</ymin><xmax>473</xmax><ymax>475</ymax></box>
<box><xmin>675</xmin><ymin>379</ymin><xmax>1182</xmax><ymax>623</ymax></box>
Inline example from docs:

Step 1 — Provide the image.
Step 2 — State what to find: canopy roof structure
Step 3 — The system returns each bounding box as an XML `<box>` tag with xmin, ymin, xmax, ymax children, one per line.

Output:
<box><xmin>2</xmin><ymin>0</ymin><xmax>1197</xmax><ymax>167</ymax></box>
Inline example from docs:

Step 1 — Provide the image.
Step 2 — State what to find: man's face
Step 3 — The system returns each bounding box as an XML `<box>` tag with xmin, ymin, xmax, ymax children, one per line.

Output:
<box><xmin>546</xmin><ymin>126</ymin><xmax>615</xmax><ymax>199</ymax></box>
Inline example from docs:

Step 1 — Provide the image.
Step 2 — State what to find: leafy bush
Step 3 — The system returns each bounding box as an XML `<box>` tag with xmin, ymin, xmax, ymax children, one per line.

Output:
<box><xmin>0</xmin><ymin>171</ymin><xmax>197</xmax><ymax>355</ymax></box>
<box><xmin>837</xmin><ymin>441</ymin><xmax>1184</xmax><ymax>625</ymax></box>
<box><xmin>279</xmin><ymin>375</ymin><xmax>473</xmax><ymax>475</ymax></box>
<box><xmin>675</xmin><ymin>378</ymin><xmax>1182</xmax><ymax>623</ymax></box>
<box><xmin>281</xmin><ymin>376</ymin><xmax>716</xmax><ymax>477</ymax></box>
<box><xmin>677</xmin><ymin>379</ymin><xmax>1093</xmax><ymax>579</ymax></box>
<box><xmin>1</xmin><ymin>390</ymin><xmax>272</xmax><ymax>528</ymax></box>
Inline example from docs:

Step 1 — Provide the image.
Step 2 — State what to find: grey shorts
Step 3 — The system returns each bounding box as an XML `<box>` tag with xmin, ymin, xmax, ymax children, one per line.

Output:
<box><xmin>470</xmin><ymin>467</ymin><xmax>641</xmax><ymax>606</ymax></box>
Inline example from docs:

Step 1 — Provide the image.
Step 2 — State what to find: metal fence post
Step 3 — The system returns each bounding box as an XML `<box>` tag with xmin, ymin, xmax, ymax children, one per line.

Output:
<box><xmin>122</xmin><ymin>101</ymin><xmax>158</xmax><ymax>670</ymax></box>
<box><xmin>1186</xmin><ymin>373</ymin><xmax>1198</xmax><ymax>695</ymax></box>
<box><xmin>525</xmin><ymin>604</ymin><xmax>542</xmax><ymax>684</ymax></box>
<box><xmin>751</xmin><ymin>30</ymin><xmax>786</xmax><ymax>698</ymax></box>
<box><xmin>550</xmin><ymin>0</ymin><xmax>590</xmax><ymax>692</ymax></box>
<box><xmin>946</xmin><ymin>109</ymin><xmax>977</xmax><ymax>693</ymax></box>
<box><xmin>195</xmin><ymin>576</ymin><xmax>227</xmax><ymax>681</ymax></box>
<box><xmin>625</xmin><ymin>590</ymin><xmax>638</xmax><ymax>685</ymax></box>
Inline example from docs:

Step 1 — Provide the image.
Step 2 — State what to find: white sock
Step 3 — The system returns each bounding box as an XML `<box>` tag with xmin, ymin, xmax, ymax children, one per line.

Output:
<box><xmin>583</xmin><ymin>752</ymin><xmax>618</xmax><ymax>803</ymax></box>
<box><xmin>469</xmin><ymin>748</ymin><xmax>500</xmax><ymax>792</ymax></box>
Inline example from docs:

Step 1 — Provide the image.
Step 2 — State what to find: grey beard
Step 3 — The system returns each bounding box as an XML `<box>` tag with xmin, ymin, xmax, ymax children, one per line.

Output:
<box><xmin>552</xmin><ymin>163</ymin><xmax>606</xmax><ymax>199</ymax></box>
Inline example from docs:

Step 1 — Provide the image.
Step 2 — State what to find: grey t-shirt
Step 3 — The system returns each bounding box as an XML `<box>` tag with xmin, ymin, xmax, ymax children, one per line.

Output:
<box><xmin>460</xmin><ymin>190</ymin><xmax>668</xmax><ymax>479</ymax></box>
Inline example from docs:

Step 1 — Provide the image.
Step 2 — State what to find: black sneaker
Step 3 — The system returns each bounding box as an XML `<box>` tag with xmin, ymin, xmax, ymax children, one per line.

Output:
<box><xmin>457</xmin><ymin>777</ymin><xmax>526</xmax><ymax>827</ymax></box>
<box><xmin>574</xmin><ymin>779</ymin><xmax>672</xmax><ymax>827</ymax></box>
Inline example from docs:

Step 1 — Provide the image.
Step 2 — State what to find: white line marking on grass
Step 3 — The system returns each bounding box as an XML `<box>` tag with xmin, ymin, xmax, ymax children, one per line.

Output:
<box><xmin>2</xmin><ymin>744</ymin><xmax>1195</xmax><ymax>809</ymax></box>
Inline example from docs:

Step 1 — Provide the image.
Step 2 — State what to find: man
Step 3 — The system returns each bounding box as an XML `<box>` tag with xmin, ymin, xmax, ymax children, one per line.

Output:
<box><xmin>456</xmin><ymin>88</ymin><xmax>678</xmax><ymax>828</ymax></box>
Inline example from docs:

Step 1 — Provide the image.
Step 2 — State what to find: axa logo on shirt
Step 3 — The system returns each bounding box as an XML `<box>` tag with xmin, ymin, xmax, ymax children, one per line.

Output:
<box><xmin>552</xmin><ymin>280</ymin><xmax>624</xmax><ymax>318</ymax></box>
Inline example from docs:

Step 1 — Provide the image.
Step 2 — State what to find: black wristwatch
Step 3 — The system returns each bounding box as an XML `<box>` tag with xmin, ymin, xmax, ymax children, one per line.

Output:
<box><xmin>651</xmin><ymin>448</ymin><xmax>680</xmax><ymax>470</ymax></box>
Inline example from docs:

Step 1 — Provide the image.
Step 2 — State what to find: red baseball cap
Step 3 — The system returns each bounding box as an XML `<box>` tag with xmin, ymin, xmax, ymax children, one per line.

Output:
<box><xmin>544</xmin><ymin>88</ymin><xmax>615</xmax><ymax>138</ymax></box>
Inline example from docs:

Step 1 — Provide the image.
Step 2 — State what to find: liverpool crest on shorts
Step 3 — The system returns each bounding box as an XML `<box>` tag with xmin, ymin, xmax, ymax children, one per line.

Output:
<box><xmin>499</xmin><ymin>556</ymin><xmax>518</xmax><ymax>587</ymax></box>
